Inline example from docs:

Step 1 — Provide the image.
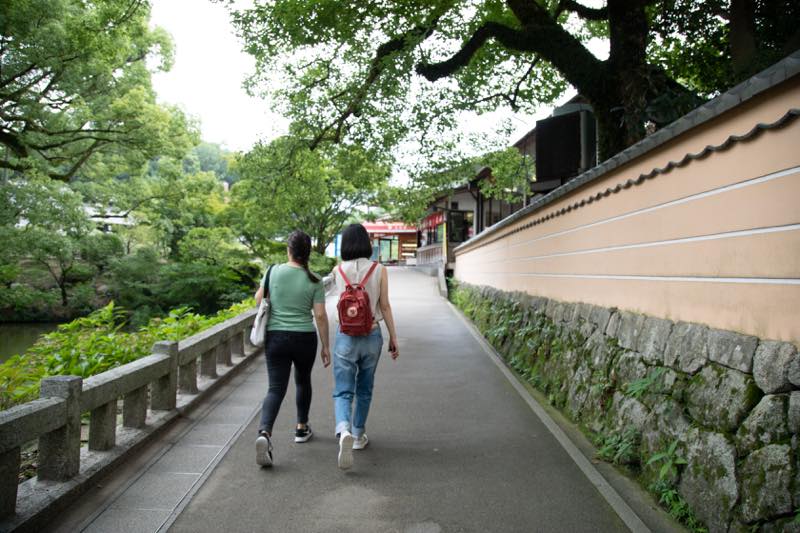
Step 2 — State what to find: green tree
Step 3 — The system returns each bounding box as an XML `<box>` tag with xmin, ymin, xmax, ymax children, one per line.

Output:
<box><xmin>0</xmin><ymin>177</ymin><xmax>93</xmax><ymax>307</ymax></box>
<box><xmin>229</xmin><ymin>137</ymin><xmax>391</xmax><ymax>254</ymax></box>
<box><xmin>133</xmin><ymin>159</ymin><xmax>225</xmax><ymax>257</ymax></box>
<box><xmin>0</xmin><ymin>0</ymin><xmax>196</xmax><ymax>181</ymax></box>
<box><xmin>184</xmin><ymin>142</ymin><xmax>240</xmax><ymax>184</ymax></box>
<box><xmin>227</xmin><ymin>0</ymin><xmax>796</xmax><ymax>162</ymax></box>
<box><xmin>650</xmin><ymin>0</ymin><xmax>800</xmax><ymax>96</ymax></box>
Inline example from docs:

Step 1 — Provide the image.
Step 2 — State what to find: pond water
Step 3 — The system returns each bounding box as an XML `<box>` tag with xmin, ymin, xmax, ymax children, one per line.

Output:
<box><xmin>0</xmin><ymin>323</ymin><xmax>60</xmax><ymax>364</ymax></box>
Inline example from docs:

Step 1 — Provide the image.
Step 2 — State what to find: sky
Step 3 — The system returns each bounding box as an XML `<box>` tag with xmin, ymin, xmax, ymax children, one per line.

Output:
<box><xmin>149</xmin><ymin>0</ymin><xmax>287</xmax><ymax>151</ymax></box>
<box><xmin>148</xmin><ymin>1</ymin><xmax>607</xmax><ymax>156</ymax></box>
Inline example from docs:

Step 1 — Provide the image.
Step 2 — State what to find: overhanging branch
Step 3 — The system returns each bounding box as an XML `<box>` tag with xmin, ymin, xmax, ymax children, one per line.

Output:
<box><xmin>416</xmin><ymin>22</ymin><xmax>531</xmax><ymax>81</ymax></box>
<box><xmin>308</xmin><ymin>18</ymin><xmax>440</xmax><ymax>150</ymax></box>
<box><xmin>558</xmin><ymin>0</ymin><xmax>608</xmax><ymax>20</ymax></box>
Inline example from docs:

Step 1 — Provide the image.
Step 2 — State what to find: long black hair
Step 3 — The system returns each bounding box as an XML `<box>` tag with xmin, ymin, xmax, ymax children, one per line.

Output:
<box><xmin>287</xmin><ymin>230</ymin><xmax>319</xmax><ymax>283</ymax></box>
<box><xmin>340</xmin><ymin>223</ymin><xmax>373</xmax><ymax>260</ymax></box>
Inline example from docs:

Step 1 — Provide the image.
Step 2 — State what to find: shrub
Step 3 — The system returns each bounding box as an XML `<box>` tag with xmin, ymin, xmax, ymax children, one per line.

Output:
<box><xmin>0</xmin><ymin>298</ymin><xmax>255</xmax><ymax>410</ymax></box>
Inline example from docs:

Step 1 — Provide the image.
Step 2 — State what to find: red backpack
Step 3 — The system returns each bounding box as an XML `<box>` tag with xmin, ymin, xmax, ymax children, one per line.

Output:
<box><xmin>337</xmin><ymin>262</ymin><xmax>379</xmax><ymax>336</ymax></box>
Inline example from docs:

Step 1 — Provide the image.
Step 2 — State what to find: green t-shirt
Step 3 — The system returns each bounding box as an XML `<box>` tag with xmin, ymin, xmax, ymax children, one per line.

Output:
<box><xmin>262</xmin><ymin>264</ymin><xmax>325</xmax><ymax>332</ymax></box>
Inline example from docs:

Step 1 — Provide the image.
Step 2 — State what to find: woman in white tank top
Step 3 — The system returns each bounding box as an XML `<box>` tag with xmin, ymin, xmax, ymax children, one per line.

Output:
<box><xmin>331</xmin><ymin>224</ymin><xmax>399</xmax><ymax>470</ymax></box>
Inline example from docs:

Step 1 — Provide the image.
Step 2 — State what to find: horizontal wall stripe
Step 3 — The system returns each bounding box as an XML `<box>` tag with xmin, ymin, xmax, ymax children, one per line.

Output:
<box><xmin>462</xmin><ymin>164</ymin><xmax>800</xmax><ymax>260</ymax></box>
<box><xmin>462</xmin><ymin>272</ymin><xmax>800</xmax><ymax>285</ymax></box>
<box><xmin>456</xmin><ymin>230</ymin><xmax>800</xmax><ymax>278</ymax></box>
<box><xmin>474</xmin><ymin>223</ymin><xmax>800</xmax><ymax>265</ymax></box>
<box><xmin>455</xmin><ymin>106</ymin><xmax>800</xmax><ymax>255</ymax></box>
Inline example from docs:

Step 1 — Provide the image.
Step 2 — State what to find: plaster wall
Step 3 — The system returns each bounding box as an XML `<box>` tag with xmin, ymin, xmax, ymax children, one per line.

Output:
<box><xmin>455</xmin><ymin>77</ymin><xmax>800</xmax><ymax>345</ymax></box>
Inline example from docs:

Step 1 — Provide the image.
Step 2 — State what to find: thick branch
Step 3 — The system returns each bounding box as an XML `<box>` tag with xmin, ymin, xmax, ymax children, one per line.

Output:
<box><xmin>51</xmin><ymin>139</ymin><xmax>105</xmax><ymax>182</ymax></box>
<box><xmin>558</xmin><ymin>0</ymin><xmax>608</xmax><ymax>20</ymax></box>
<box><xmin>416</xmin><ymin>22</ymin><xmax>530</xmax><ymax>81</ymax></box>
<box><xmin>416</xmin><ymin>11</ymin><xmax>606</xmax><ymax>105</ymax></box>
<box><xmin>0</xmin><ymin>130</ymin><xmax>29</xmax><ymax>158</ymax></box>
<box><xmin>308</xmin><ymin>19</ymin><xmax>440</xmax><ymax>149</ymax></box>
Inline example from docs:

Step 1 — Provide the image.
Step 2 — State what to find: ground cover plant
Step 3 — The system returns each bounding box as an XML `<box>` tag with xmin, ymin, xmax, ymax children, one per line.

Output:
<box><xmin>0</xmin><ymin>299</ymin><xmax>254</xmax><ymax>411</ymax></box>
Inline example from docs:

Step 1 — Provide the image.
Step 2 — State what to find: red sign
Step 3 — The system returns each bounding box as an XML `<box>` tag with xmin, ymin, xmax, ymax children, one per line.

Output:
<box><xmin>421</xmin><ymin>211</ymin><xmax>444</xmax><ymax>231</ymax></box>
<box><xmin>362</xmin><ymin>222</ymin><xmax>417</xmax><ymax>233</ymax></box>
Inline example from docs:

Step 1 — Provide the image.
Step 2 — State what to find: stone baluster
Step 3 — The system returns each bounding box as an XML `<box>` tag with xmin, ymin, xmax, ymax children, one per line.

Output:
<box><xmin>217</xmin><ymin>338</ymin><xmax>233</xmax><ymax>367</ymax></box>
<box><xmin>200</xmin><ymin>347</ymin><xmax>218</xmax><ymax>379</ymax></box>
<box><xmin>123</xmin><ymin>386</ymin><xmax>148</xmax><ymax>429</ymax></box>
<box><xmin>231</xmin><ymin>330</ymin><xmax>245</xmax><ymax>360</ymax></box>
<box><xmin>88</xmin><ymin>399</ymin><xmax>117</xmax><ymax>451</ymax></box>
<box><xmin>151</xmin><ymin>341</ymin><xmax>179</xmax><ymax>409</ymax></box>
<box><xmin>0</xmin><ymin>447</ymin><xmax>20</xmax><ymax>517</ymax></box>
<box><xmin>38</xmin><ymin>376</ymin><xmax>82</xmax><ymax>481</ymax></box>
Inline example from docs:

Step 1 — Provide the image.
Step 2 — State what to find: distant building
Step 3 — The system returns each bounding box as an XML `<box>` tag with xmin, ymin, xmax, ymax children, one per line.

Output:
<box><xmin>329</xmin><ymin>220</ymin><xmax>418</xmax><ymax>264</ymax></box>
<box><xmin>416</xmin><ymin>95</ymin><xmax>599</xmax><ymax>270</ymax></box>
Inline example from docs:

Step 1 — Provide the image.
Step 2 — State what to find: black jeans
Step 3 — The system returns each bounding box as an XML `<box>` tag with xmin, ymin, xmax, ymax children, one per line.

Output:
<box><xmin>258</xmin><ymin>331</ymin><xmax>318</xmax><ymax>435</ymax></box>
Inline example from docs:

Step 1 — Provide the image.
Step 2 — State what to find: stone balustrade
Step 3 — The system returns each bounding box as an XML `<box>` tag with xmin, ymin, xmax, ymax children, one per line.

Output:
<box><xmin>0</xmin><ymin>308</ymin><xmax>257</xmax><ymax>529</ymax></box>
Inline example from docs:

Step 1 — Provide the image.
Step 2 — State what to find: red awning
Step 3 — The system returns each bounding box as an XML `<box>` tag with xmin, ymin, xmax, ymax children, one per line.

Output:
<box><xmin>362</xmin><ymin>222</ymin><xmax>418</xmax><ymax>234</ymax></box>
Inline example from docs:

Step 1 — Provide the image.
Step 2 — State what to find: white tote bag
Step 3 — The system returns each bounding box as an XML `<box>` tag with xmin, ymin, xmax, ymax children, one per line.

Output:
<box><xmin>249</xmin><ymin>265</ymin><xmax>274</xmax><ymax>347</ymax></box>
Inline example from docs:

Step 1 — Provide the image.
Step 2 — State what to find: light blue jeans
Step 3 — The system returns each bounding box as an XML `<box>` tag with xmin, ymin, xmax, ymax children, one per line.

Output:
<box><xmin>332</xmin><ymin>327</ymin><xmax>382</xmax><ymax>438</ymax></box>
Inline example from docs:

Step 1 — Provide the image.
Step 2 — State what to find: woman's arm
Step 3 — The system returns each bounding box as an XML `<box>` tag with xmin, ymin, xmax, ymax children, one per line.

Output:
<box><xmin>255</xmin><ymin>286</ymin><xmax>263</xmax><ymax>306</ymax></box>
<box><xmin>378</xmin><ymin>267</ymin><xmax>399</xmax><ymax>359</ymax></box>
<box><xmin>313</xmin><ymin>302</ymin><xmax>331</xmax><ymax>367</ymax></box>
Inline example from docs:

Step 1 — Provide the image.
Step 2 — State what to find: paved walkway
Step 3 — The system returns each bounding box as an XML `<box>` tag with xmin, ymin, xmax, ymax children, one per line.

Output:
<box><xmin>161</xmin><ymin>268</ymin><xmax>630</xmax><ymax>533</ymax></box>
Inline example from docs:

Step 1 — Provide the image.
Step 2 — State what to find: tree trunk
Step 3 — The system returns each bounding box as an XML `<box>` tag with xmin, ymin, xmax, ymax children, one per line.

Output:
<box><xmin>730</xmin><ymin>0</ymin><xmax>757</xmax><ymax>77</ymax></box>
<box><xmin>314</xmin><ymin>235</ymin><xmax>328</xmax><ymax>255</ymax></box>
<box><xmin>589</xmin><ymin>0</ymin><xmax>651</xmax><ymax>161</ymax></box>
<box><xmin>59</xmin><ymin>279</ymin><xmax>68</xmax><ymax>307</ymax></box>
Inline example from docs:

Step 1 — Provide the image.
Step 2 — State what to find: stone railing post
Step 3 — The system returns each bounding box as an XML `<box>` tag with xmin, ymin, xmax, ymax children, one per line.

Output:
<box><xmin>151</xmin><ymin>341</ymin><xmax>179</xmax><ymax>410</ymax></box>
<box><xmin>200</xmin><ymin>347</ymin><xmax>218</xmax><ymax>379</ymax></box>
<box><xmin>122</xmin><ymin>386</ymin><xmax>148</xmax><ymax>429</ymax></box>
<box><xmin>38</xmin><ymin>376</ymin><xmax>81</xmax><ymax>481</ymax></box>
<box><xmin>244</xmin><ymin>326</ymin><xmax>255</xmax><ymax>353</ymax></box>
<box><xmin>217</xmin><ymin>338</ymin><xmax>233</xmax><ymax>367</ymax></box>
<box><xmin>231</xmin><ymin>330</ymin><xmax>245</xmax><ymax>359</ymax></box>
<box><xmin>88</xmin><ymin>400</ymin><xmax>117</xmax><ymax>451</ymax></box>
<box><xmin>0</xmin><ymin>447</ymin><xmax>20</xmax><ymax>517</ymax></box>
<box><xmin>179</xmin><ymin>357</ymin><xmax>198</xmax><ymax>394</ymax></box>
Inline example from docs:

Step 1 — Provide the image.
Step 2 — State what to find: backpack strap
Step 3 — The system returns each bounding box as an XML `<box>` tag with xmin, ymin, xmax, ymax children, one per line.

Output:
<box><xmin>338</xmin><ymin>261</ymin><xmax>379</xmax><ymax>289</ymax></box>
<box><xmin>338</xmin><ymin>264</ymin><xmax>354</xmax><ymax>289</ymax></box>
<box><xmin>359</xmin><ymin>261</ymin><xmax>379</xmax><ymax>288</ymax></box>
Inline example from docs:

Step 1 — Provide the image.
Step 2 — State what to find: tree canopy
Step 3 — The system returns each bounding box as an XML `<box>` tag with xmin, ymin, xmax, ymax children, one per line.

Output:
<box><xmin>227</xmin><ymin>0</ymin><xmax>798</xmax><ymax>163</ymax></box>
<box><xmin>0</xmin><ymin>0</ymin><xmax>197</xmax><ymax>181</ymax></box>
<box><xmin>228</xmin><ymin>136</ymin><xmax>391</xmax><ymax>254</ymax></box>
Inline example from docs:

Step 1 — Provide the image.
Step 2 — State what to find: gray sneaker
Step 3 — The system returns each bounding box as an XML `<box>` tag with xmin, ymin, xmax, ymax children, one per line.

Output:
<box><xmin>353</xmin><ymin>434</ymin><xmax>369</xmax><ymax>450</ymax></box>
<box><xmin>337</xmin><ymin>431</ymin><xmax>354</xmax><ymax>470</ymax></box>
<box><xmin>256</xmin><ymin>432</ymin><xmax>273</xmax><ymax>467</ymax></box>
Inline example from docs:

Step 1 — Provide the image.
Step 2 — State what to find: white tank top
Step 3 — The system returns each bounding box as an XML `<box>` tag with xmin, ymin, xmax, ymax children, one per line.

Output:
<box><xmin>334</xmin><ymin>258</ymin><xmax>384</xmax><ymax>323</ymax></box>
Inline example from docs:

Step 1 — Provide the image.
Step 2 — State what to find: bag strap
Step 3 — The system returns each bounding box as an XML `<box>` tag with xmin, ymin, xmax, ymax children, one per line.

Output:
<box><xmin>338</xmin><ymin>261</ymin><xmax>379</xmax><ymax>290</ymax></box>
<box><xmin>338</xmin><ymin>264</ymin><xmax>353</xmax><ymax>289</ymax></box>
<box><xmin>263</xmin><ymin>265</ymin><xmax>275</xmax><ymax>298</ymax></box>
<box><xmin>359</xmin><ymin>261</ymin><xmax>379</xmax><ymax>288</ymax></box>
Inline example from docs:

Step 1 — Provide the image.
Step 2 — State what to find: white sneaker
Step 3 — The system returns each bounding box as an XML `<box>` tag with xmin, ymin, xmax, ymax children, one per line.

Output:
<box><xmin>353</xmin><ymin>434</ymin><xmax>369</xmax><ymax>450</ymax></box>
<box><xmin>256</xmin><ymin>433</ymin><xmax>273</xmax><ymax>467</ymax></box>
<box><xmin>338</xmin><ymin>431</ymin><xmax>354</xmax><ymax>470</ymax></box>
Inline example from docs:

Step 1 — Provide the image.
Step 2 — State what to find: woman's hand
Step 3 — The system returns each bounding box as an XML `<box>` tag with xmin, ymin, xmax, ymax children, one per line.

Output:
<box><xmin>388</xmin><ymin>337</ymin><xmax>399</xmax><ymax>360</ymax></box>
<box><xmin>321</xmin><ymin>346</ymin><xmax>331</xmax><ymax>367</ymax></box>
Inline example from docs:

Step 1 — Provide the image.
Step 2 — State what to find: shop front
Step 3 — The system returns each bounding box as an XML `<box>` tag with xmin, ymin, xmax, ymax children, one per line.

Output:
<box><xmin>361</xmin><ymin>221</ymin><xmax>418</xmax><ymax>264</ymax></box>
<box><xmin>417</xmin><ymin>209</ymin><xmax>474</xmax><ymax>268</ymax></box>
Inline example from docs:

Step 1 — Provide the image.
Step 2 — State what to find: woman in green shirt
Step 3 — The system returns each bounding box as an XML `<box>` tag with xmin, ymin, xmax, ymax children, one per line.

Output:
<box><xmin>254</xmin><ymin>231</ymin><xmax>330</xmax><ymax>467</ymax></box>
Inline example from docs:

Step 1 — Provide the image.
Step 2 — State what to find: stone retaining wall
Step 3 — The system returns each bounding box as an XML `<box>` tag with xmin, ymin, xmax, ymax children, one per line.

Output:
<box><xmin>451</xmin><ymin>282</ymin><xmax>799</xmax><ymax>533</ymax></box>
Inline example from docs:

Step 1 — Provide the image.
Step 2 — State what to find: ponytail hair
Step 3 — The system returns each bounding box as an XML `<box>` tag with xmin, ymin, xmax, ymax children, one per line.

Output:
<box><xmin>287</xmin><ymin>230</ymin><xmax>319</xmax><ymax>283</ymax></box>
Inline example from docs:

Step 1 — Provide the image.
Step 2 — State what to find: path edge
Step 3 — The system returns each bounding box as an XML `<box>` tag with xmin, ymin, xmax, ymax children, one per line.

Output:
<box><xmin>446</xmin><ymin>299</ymin><xmax>655</xmax><ymax>533</ymax></box>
